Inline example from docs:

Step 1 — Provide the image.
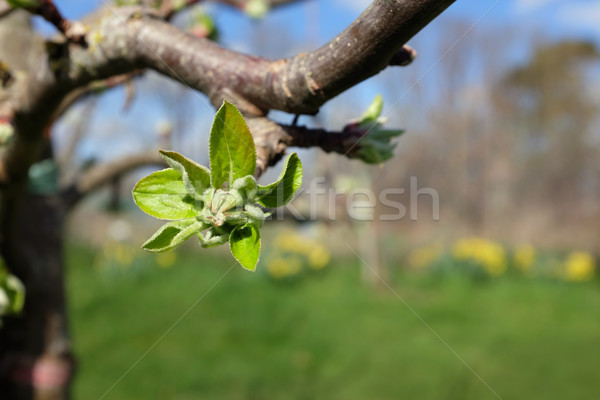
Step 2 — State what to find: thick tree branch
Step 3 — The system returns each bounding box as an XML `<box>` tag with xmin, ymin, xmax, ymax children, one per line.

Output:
<box><xmin>1</xmin><ymin>0</ymin><xmax>454</xmax><ymax>183</ymax></box>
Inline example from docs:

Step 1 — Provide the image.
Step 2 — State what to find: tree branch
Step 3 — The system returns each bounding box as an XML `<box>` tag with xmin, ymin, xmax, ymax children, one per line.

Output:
<box><xmin>62</xmin><ymin>151</ymin><xmax>166</xmax><ymax>208</ymax></box>
<box><xmin>247</xmin><ymin>117</ymin><xmax>393</xmax><ymax>176</ymax></box>
<box><xmin>0</xmin><ymin>1</ymin><xmax>13</xmax><ymax>19</ymax></box>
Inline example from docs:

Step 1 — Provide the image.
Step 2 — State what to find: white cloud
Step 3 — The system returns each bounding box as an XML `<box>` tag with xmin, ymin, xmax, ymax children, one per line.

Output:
<box><xmin>513</xmin><ymin>0</ymin><xmax>559</xmax><ymax>14</ymax></box>
<box><xmin>560</xmin><ymin>2</ymin><xmax>600</xmax><ymax>32</ymax></box>
<box><xmin>513</xmin><ymin>0</ymin><xmax>600</xmax><ymax>36</ymax></box>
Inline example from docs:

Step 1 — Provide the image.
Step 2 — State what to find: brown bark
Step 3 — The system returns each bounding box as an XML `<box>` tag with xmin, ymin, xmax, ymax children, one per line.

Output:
<box><xmin>0</xmin><ymin>191</ymin><xmax>73</xmax><ymax>400</ymax></box>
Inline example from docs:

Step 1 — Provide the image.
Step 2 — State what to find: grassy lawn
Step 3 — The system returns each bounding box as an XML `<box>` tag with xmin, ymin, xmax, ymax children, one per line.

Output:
<box><xmin>66</xmin><ymin>245</ymin><xmax>600</xmax><ymax>400</ymax></box>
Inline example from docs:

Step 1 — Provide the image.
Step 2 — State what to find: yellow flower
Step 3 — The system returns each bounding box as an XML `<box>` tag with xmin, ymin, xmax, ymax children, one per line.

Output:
<box><xmin>275</xmin><ymin>231</ymin><xmax>311</xmax><ymax>254</ymax></box>
<box><xmin>156</xmin><ymin>252</ymin><xmax>177</xmax><ymax>268</ymax></box>
<box><xmin>308</xmin><ymin>245</ymin><xmax>330</xmax><ymax>270</ymax></box>
<box><xmin>514</xmin><ymin>244</ymin><xmax>536</xmax><ymax>272</ymax></box>
<box><xmin>452</xmin><ymin>237</ymin><xmax>506</xmax><ymax>276</ymax></box>
<box><xmin>267</xmin><ymin>256</ymin><xmax>302</xmax><ymax>279</ymax></box>
<box><xmin>564</xmin><ymin>251</ymin><xmax>595</xmax><ymax>282</ymax></box>
<box><xmin>114</xmin><ymin>243</ymin><xmax>135</xmax><ymax>267</ymax></box>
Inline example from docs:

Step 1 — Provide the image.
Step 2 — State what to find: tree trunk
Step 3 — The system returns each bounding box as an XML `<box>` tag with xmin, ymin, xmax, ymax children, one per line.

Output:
<box><xmin>0</xmin><ymin>191</ymin><xmax>74</xmax><ymax>400</ymax></box>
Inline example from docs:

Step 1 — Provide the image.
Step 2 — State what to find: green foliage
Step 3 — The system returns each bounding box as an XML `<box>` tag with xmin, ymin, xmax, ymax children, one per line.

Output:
<box><xmin>358</xmin><ymin>93</ymin><xmax>384</xmax><ymax>125</ymax></box>
<box><xmin>132</xmin><ymin>169</ymin><xmax>197</xmax><ymax>220</ymax></box>
<box><xmin>209</xmin><ymin>101</ymin><xmax>257</xmax><ymax>189</ymax></box>
<box><xmin>188</xmin><ymin>9</ymin><xmax>219</xmax><ymax>41</ymax></box>
<box><xmin>132</xmin><ymin>101</ymin><xmax>303</xmax><ymax>270</ymax></box>
<box><xmin>5</xmin><ymin>0</ymin><xmax>41</xmax><ymax>10</ymax></box>
<box><xmin>355</xmin><ymin>95</ymin><xmax>404</xmax><ymax>164</ymax></box>
<box><xmin>230</xmin><ymin>224</ymin><xmax>261</xmax><ymax>271</ymax></box>
<box><xmin>160</xmin><ymin>149</ymin><xmax>211</xmax><ymax>197</ymax></box>
<box><xmin>114</xmin><ymin>0</ymin><xmax>141</xmax><ymax>6</ymax></box>
<box><xmin>0</xmin><ymin>259</ymin><xmax>25</xmax><ymax>325</ymax></box>
<box><xmin>142</xmin><ymin>219</ymin><xmax>206</xmax><ymax>253</ymax></box>
<box><xmin>245</xmin><ymin>0</ymin><xmax>270</xmax><ymax>19</ymax></box>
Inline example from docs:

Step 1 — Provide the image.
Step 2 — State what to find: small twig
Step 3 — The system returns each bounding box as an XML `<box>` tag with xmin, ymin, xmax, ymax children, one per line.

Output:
<box><xmin>11</xmin><ymin>0</ymin><xmax>87</xmax><ymax>45</ymax></box>
<box><xmin>62</xmin><ymin>151</ymin><xmax>166</xmax><ymax>209</ymax></box>
<box><xmin>291</xmin><ymin>114</ymin><xmax>300</xmax><ymax>127</ymax></box>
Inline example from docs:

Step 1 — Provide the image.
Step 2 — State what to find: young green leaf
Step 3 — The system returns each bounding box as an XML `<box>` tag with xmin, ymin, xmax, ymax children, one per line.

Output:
<box><xmin>159</xmin><ymin>150</ymin><xmax>211</xmax><ymax>197</ymax></box>
<box><xmin>0</xmin><ymin>274</ymin><xmax>25</xmax><ymax>315</ymax></box>
<box><xmin>229</xmin><ymin>223</ymin><xmax>261</xmax><ymax>271</ymax></box>
<box><xmin>257</xmin><ymin>153</ymin><xmax>303</xmax><ymax>208</ymax></box>
<box><xmin>6</xmin><ymin>0</ymin><xmax>42</xmax><ymax>9</ymax></box>
<box><xmin>209</xmin><ymin>101</ymin><xmax>256</xmax><ymax>189</ymax></box>
<box><xmin>355</xmin><ymin>129</ymin><xmax>403</xmax><ymax>164</ymax></box>
<box><xmin>199</xmin><ymin>227</ymin><xmax>230</xmax><ymax>248</ymax></box>
<box><xmin>232</xmin><ymin>175</ymin><xmax>258</xmax><ymax>201</ymax></box>
<box><xmin>358</xmin><ymin>94</ymin><xmax>384</xmax><ymax>126</ymax></box>
<box><xmin>132</xmin><ymin>168</ymin><xmax>196</xmax><ymax>220</ymax></box>
<box><xmin>142</xmin><ymin>219</ymin><xmax>205</xmax><ymax>252</ymax></box>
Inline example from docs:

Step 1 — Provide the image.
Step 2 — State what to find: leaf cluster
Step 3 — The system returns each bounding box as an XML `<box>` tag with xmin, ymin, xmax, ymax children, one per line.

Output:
<box><xmin>133</xmin><ymin>101</ymin><xmax>302</xmax><ymax>270</ymax></box>
<box><xmin>353</xmin><ymin>95</ymin><xmax>404</xmax><ymax>164</ymax></box>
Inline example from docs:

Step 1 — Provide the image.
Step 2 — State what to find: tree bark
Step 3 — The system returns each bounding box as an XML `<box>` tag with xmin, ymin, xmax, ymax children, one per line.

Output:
<box><xmin>0</xmin><ymin>191</ymin><xmax>74</xmax><ymax>400</ymax></box>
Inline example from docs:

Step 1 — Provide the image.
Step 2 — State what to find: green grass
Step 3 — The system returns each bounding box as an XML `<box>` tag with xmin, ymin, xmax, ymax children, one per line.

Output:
<box><xmin>66</xmin><ymin>245</ymin><xmax>600</xmax><ymax>400</ymax></box>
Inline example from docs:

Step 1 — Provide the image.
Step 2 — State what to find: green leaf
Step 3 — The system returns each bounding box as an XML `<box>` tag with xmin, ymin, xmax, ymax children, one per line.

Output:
<box><xmin>209</xmin><ymin>101</ymin><xmax>256</xmax><ymax>189</ymax></box>
<box><xmin>229</xmin><ymin>223</ymin><xmax>261</xmax><ymax>271</ymax></box>
<box><xmin>132</xmin><ymin>168</ymin><xmax>196</xmax><ymax>220</ymax></box>
<box><xmin>159</xmin><ymin>150</ymin><xmax>211</xmax><ymax>197</ymax></box>
<box><xmin>245</xmin><ymin>0</ymin><xmax>270</xmax><ymax>18</ymax></box>
<box><xmin>369</xmin><ymin>128</ymin><xmax>405</xmax><ymax>139</ymax></box>
<box><xmin>142</xmin><ymin>219</ymin><xmax>205</xmax><ymax>253</ymax></box>
<box><xmin>359</xmin><ymin>94</ymin><xmax>384</xmax><ymax>126</ymax></box>
<box><xmin>257</xmin><ymin>153</ymin><xmax>303</xmax><ymax>208</ymax></box>
<box><xmin>355</xmin><ymin>128</ymin><xmax>403</xmax><ymax>164</ymax></box>
<box><xmin>6</xmin><ymin>0</ymin><xmax>41</xmax><ymax>9</ymax></box>
<box><xmin>0</xmin><ymin>266</ymin><xmax>25</xmax><ymax>316</ymax></box>
<box><xmin>3</xmin><ymin>276</ymin><xmax>25</xmax><ymax>314</ymax></box>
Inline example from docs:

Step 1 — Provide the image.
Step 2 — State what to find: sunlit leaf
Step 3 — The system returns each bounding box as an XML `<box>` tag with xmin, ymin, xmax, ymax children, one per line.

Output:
<box><xmin>143</xmin><ymin>219</ymin><xmax>205</xmax><ymax>253</ymax></box>
<box><xmin>358</xmin><ymin>94</ymin><xmax>383</xmax><ymax>126</ymax></box>
<box><xmin>209</xmin><ymin>101</ymin><xmax>256</xmax><ymax>188</ymax></box>
<box><xmin>132</xmin><ymin>168</ymin><xmax>196</xmax><ymax>220</ymax></box>
<box><xmin>230</xmin><ymin>223</ymin><xmax>261</xmax><ymax>271</ymax></box>
<box><xmin>257</xmin><ymin>153</ymin><xmax>303</xmax><ymax>208</ymax></box>
<box><xmin>160</xmin><ymin>150</ymin><xmax>211</xmax><ymax>197</ymax></box>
